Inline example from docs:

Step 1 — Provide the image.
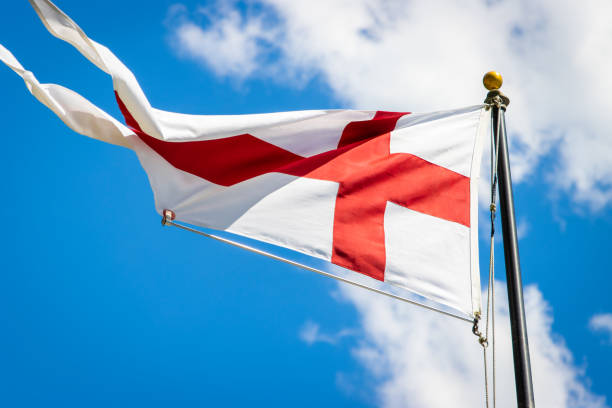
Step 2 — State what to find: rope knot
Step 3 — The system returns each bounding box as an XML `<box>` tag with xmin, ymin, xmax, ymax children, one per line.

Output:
<box><xmin>479</xmin><ymin>336</ymin><xmax>489</xmax><ymax>348</ymax></box>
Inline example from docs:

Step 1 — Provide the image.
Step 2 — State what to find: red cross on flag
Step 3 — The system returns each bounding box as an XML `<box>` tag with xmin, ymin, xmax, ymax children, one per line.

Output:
<box><xmin>1</xmin><ymin>0</ymin><xmax>488</xmax><ymax>318</ymax></box>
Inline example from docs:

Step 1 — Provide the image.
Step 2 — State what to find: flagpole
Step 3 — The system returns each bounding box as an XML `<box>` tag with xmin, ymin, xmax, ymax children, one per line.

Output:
<box><xmin>484</xmin><ymin>72</ymin><xmax>535</xmax><ymax>407</ymax></box>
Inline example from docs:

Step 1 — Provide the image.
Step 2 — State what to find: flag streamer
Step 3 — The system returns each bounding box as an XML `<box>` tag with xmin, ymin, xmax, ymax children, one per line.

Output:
<box><xmin>2</xmin><ymin>0</ymin><xmax>489</xmax><ymax>319</ymax></box>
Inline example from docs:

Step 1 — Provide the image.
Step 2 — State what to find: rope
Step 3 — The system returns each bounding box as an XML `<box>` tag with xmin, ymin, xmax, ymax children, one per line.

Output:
<box><xmin>490</xmin><ymin>105</ymin><xmax>501</xmax><ymax>408</ymax></box>
<box><xmin>475</xmin><ymin>106</ymin><xmax>501</xmax><ymax>408</ymax></box>
<box><xmin>162</xmin><ymin>217</ymin><xmax>475</xmax><ymax>324</ymax></box>
<box><xmin>483</xmin><ymin>342</ymin><xmax>490</xmax><ymax>408</ymax></box>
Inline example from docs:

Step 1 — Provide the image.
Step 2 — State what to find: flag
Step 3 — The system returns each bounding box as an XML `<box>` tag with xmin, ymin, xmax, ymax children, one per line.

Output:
<box><xmin>1</xmin><ymin>0</ymin><xmax>487</xmax><ymax>318</ymax></box>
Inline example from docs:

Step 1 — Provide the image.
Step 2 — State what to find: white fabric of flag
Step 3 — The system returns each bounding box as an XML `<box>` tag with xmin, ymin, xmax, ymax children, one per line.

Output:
<box><xmin>0</xmin><ymin>0</ymin><xmax>488</xmax><ymax>318</ymax></box>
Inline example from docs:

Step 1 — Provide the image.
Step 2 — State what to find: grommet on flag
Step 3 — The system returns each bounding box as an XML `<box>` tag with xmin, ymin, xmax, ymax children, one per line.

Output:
<box><xmin>161</xmin><ymin>209</ymin><xmax>176</xmax><ymax>226</ymax></box>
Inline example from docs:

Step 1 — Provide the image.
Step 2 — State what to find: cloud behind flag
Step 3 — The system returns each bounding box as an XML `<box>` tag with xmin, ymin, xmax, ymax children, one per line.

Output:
<box><xmin>167</xmin><ymin>0</ymin><xmax>612</xmax><ymax>211</ymax></box>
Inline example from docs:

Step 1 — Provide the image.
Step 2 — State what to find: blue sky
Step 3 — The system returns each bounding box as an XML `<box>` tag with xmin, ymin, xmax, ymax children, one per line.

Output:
<box><xmin>1</xmin><ymin>1</ymin><xmax>611</xmax><ymax>407</ymax></box>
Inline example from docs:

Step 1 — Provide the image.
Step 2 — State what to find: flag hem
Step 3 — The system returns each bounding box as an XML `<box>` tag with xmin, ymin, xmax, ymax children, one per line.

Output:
<box><xmin>469</xmin><ymin>107</ymin><xmax>488</xmax><ymax>316</ymax></box>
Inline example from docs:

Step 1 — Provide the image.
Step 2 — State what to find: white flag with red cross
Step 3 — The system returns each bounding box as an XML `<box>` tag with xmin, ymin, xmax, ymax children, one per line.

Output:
<box><xmin>1</xmin><ymin>0</ymin><xmax>488</xmax><ymax>318</ymax></box>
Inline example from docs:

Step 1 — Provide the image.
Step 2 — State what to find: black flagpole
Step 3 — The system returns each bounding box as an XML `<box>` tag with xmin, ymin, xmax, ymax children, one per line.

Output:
<box><xmin>484</xmin><ymin>72</ymin><xmax>535</xmax><ymax>407</ymax></box>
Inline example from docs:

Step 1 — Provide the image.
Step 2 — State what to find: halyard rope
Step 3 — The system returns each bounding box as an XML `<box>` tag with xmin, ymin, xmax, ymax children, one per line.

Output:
<box><xmin>488</xmin><ymin>105</ymin><xmax>501</xmax><ymax>408</ymax></box>
<box><xmin>478</xmin><ymin>102</ymin><xmax>502</xmax><ymax>408</ymax></box>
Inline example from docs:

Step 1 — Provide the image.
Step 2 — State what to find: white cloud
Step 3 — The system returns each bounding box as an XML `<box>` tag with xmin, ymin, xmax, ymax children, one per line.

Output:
<box><xmin>336</xmin><ymin>282</ymin><xmax>607</xmax><ymax>408</ymax></box>
<box><xmin>299</xmin><ymin>320</ymin><xmax>356</xmax><ymax>345</ymax></box>
<box><xmin>166</xmin><ymin>0</ymin><xmax>612</xmax><ymax>210</ymax></box>
<box><xmin>589</xmin><ymin>313</ymin><xmax>612</xmax><ymax>343</ymax></box>
<box><xmin>166</xmin><ymin>3</ymin><xmax>278</xmax><ymax>79</ymax></box>
<box><xmin>517</xmin><ymin>217</ymin><xmax>530</xmax><ymax>239</ymax></box>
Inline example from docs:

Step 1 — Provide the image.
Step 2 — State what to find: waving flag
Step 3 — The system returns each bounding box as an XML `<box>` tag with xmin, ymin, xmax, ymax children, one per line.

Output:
<box><xmin>1</xmin><ymin>0</ymin><xmax>487</xmax><ymax>318</ymax></box>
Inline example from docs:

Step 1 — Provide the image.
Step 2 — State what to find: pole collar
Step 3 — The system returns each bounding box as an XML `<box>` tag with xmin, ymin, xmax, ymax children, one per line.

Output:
<box><xmin>484</xmin><ymin>90</ymin><xmax>510</xmax><ymax>109</ymax></box>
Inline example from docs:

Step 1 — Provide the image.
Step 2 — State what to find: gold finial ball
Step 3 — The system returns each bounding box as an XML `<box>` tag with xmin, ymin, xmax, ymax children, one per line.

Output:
<box><xmin>483</xmin><ymin>71</ymin><xmax>503</xmax><ymax>90</ymax></box>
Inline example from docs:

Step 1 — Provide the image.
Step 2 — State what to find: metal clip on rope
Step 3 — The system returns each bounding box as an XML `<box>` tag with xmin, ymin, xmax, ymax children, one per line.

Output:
<box><xmin>472</xmin><ymin>313</ymin><xmax>488</xmax><ymax>348</ymax></box>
